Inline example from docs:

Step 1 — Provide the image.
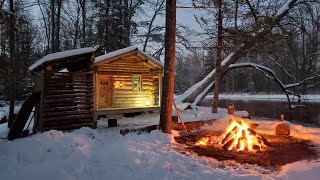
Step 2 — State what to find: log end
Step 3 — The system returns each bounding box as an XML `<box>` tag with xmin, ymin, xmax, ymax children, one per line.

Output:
<box><xmin>276</xmin><ymin>123</ymin><xmax>290</xmax><ymax>136</ymax></box>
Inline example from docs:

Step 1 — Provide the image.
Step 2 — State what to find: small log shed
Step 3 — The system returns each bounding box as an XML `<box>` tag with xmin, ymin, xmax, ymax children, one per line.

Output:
<box><xmin>29</xmin><ymin>47</ymin><xmax>97</xmax><ymax>132</ymax></box>
<box><xmin>94</xmin><ymin>46</ymin><xmax>164</xmax><ymax>120</ymax></box>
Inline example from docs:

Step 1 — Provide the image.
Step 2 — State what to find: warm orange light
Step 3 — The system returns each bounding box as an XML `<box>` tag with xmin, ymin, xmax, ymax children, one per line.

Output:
<box><xmin>196</xmin><ymin>137</ymin><xmax>209</xmax><ymax>146</ymax></box>
<box><xmin>219</xmin><ymin>118</ymin><xmax>267</xmax><ymax>152</ymax></box>
<box><xmin>146</xmin><ymin>100</ymin><xmax>151</xmax><ymax>106</ymax></box>
<box><xmin>195</xmin><ymin>118</ymin><xmax>268</xmax><ymax>152</ymax></box>
<box><xmin>119</xmin><ymin>81</ymin><xmax>122</xmax><ymax>88</ymax></box>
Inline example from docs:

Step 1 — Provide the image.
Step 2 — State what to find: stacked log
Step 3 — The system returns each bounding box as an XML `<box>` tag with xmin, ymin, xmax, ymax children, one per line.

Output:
<box><xmin>42</xmin><ymin>70</ymin><xmax>94</xmax><ymax>131</ymax></box>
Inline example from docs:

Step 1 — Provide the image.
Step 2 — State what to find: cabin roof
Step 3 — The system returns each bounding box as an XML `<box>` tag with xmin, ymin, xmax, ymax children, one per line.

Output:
<box><xmin>95</xmin><ymin>46</ymin><xmax>164</xmax><ymax>68</ymax></box>
<box><xmin>29</xmin><ymin>47</ymin><xmax>97</xmax><ymax>72</ymax></box>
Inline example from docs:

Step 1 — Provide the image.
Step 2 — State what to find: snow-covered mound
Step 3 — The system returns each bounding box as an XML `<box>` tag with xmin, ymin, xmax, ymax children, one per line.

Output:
<box><xmin>0</xmin><ymin>107</ymin><xmax>320</xmax><ymax>180</ymax></box>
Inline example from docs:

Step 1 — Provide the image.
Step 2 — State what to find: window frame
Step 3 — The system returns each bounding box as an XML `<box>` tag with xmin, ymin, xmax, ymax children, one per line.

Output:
<box><xmin>132</xmin><ymin>75</ymin><xmax>142</xmax><ymax>91</ymax></box>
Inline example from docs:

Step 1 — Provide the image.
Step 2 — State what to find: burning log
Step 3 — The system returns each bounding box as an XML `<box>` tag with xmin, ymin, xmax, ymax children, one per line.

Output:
<box><xmin>218</xmin><ymin>118</ymin><xmax>269</xmax><ymax>152</ymax></box>
<box><xmin>223</xmin><ymin>138</ymin><xmax>236</xmax><ymax>150</ymax></box>
<box><xmin>220</xmin><ymin>127</ymin><xmax>238</xmax><ymax>145</ymax></box>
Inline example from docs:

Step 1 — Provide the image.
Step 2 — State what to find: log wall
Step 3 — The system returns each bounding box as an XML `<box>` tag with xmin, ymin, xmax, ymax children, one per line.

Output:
<box><xmin>112</xmin><ymin>74</ymin><xmax>160</xmax><ymax>108</ymax></box>
<box><xmin>42</xmin><ymin>70</ymin><xmax>94</xmax><ymax>131</ymax></box>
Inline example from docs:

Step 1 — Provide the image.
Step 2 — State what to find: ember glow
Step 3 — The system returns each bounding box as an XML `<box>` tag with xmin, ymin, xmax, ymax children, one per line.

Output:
<box><xmin>196</xmin><ymin>118</ymin><xmax>268</xmax><ymax>152</ymax></box>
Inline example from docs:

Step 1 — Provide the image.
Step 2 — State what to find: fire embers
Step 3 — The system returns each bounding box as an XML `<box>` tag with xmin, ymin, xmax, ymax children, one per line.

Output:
<box><xmin>219</xmin><ymin>119</ymin><xmax>269</xmax><ymax>152</ymax></box>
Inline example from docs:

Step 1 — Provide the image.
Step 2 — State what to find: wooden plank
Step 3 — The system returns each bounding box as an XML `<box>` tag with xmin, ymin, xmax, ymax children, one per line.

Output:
<box><xmin>113</xmin><ymin>94</ymin><xmax>155</xmax><ymax>98</ymax></box>
<box><xmin>44</xmin><ymin>89</ymin><xmax>93</xmax><ymax>95</ymax></box>
<box><xmin>45</xmin><ymin>93</ymin><xmax>92</xmax><ymax>99</ymax></box>
<box><xmin>158</xmin><ymin>74</ymin><xmax>162</xmax><ymax>106</ymax></box>
<box><xmin>44</xmin><ymin>106</ymin><xmax>93</xmax><ymax>112</ymax></box>
<box><xmin>36</xmin><ymin>70</ymin><xmax>44</xmax><ymax>132</ymax></box>
<box><xmin>44</xmin><ymin>86</ymin><xmax>94</xmax><ymax>91</ymax></box>
<box><xmin>44</xmin><ymin>110</ymin><xmax>92</xmax><ymax>117</ymax></box>
<box><xmin>44</xmin><ymin>98</ymin><xmax>93</xmax><ymax>103</ymax></box>
<box><xmin>96</xmin><ymin>71</ymin><xmax>162</xmax><ymax>75</ymax></box>
<box><xmin>95</xmin><ymin>106</ymin><xmax>160</xmax><ymax>115</ymax></box>
<box><xmin>45</xmin><ymin>114</ymin><xmax>93</xmax><ymax>122</ymax></box>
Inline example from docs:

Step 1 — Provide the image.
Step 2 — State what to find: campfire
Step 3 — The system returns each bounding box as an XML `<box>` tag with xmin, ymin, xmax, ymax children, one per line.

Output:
<box><xmin>196</xmin><ymin>118</ymin><xmax>269</xmax><ymax>152</ymax></box>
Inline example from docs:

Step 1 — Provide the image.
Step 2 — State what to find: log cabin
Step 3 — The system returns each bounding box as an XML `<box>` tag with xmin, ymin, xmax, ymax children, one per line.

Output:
<box><xmin>93</xmin><ymin>46</ymin><xmax>164</xmax><ymax>120</ymax></box>
<box><xmin>29</xmin><ymin>47</ymin><xmax>97</xmax><ymax>131</ymax></box>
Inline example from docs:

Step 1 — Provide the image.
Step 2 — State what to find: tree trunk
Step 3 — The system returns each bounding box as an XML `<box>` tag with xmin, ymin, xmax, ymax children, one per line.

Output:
<box><xmin>212</xmin><ymin>0</ymin><xmax>223</xmax><ymax>113</ymax></box>
<box><xmin>55</xmin><ymin>0</ymin><xmax>62</xmax><ymax>51</ymax></box>
<box><xmin>50</xmin><ymin>0</ymin><xmax>55</xmax><ymax>52</ymax></box>
<box><xmin>143</xmin><ymin>13</ymin><xmax>157</xmax><ymax>51</ymax></box>
<box><xmin>80</xmin><ymin>0</ymin><xmax>86</xmax><ymax>47</ymax></box>
<box><xmin>8</xmin><ymin>0</ymin><xmax>16</xmax><ymax>128</ymax></box>
<box><xmin>159</xmin><ymin>0</ymin><xmax>176</xmax><ymax>134</ymax></box>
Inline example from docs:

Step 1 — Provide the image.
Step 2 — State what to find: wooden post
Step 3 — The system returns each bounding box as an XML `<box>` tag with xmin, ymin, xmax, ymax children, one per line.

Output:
<box><xmin>159</xmin><ymin>0</ymin><xmax>176</xmax><ymax>134</ymax></box>
<box><xmin>37</xmin><ymin>70</ymin><xmax>45</xmax><ymax>132</ymax></box>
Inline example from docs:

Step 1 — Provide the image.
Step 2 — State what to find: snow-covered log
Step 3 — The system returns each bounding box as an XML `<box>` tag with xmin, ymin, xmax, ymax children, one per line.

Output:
<box><xmin>189</xmin><ymin>62</ymin><xmax>319</xmax><ymax>109</ymax></box>
<box><xmin>176</xmin><ymin>0</ymin><xmax>302</xmax><ymax>105</ymax></box>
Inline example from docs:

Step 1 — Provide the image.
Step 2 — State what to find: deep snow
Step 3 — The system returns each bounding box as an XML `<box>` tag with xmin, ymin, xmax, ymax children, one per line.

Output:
<box><xmin>0</xmin><ymin>106</ymin><xmax>320</xmax><ymax>180</ymax></box>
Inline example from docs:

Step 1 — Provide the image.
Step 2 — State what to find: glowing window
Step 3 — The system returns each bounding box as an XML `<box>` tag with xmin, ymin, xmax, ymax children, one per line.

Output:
<box><xmin>132</xmin><ymin>75</ymin><xmax>141</xmax><ymax>91</ymax></box>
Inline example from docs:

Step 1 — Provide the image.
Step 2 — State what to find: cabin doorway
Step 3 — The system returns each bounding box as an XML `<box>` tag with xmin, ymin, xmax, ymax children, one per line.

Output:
<box><xmin>96</xmin><ymin>74</ymin><xmax>113</xmax><ymax>109</ymax></box>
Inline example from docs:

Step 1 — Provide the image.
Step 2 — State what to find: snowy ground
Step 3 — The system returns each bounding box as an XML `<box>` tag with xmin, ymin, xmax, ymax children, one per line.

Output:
<box><xmin>1</xmin><ymin>106</ymin><xmax>320</xmax><ymax>180</ymax></box>
<box><xmin>207</xmin><ymin>94</ymin><xmax>320</xmax><ymax>102</ymax></box>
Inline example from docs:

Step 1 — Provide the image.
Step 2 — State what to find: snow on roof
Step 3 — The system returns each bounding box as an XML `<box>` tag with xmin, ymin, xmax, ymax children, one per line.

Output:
<box><xmin>29</xmin><ymin>47</ymin><xmax>97</xmax><ymax>71</ymax></box>
<box><xmin>95</xmin><ymin>46</ymin><xmax>163</xmax><ymax>68</ymax></box>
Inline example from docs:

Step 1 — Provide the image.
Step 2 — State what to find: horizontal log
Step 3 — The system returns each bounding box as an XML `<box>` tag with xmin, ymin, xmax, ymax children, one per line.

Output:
<box><xmin>96</xmin><ymin>71</ymin><xmax>162</xmax><ymax>75</ymax></box>
<box><xmin>45</xmin><ymin>114</ymin><xmax>93</xmax><ymax>122</ymax></box>
<box><xmin>45</xmin><ymin>79</ymin><xmax>93</xmax><ymax>83</ymax></box>
<box><xmin>45</xmin><ymin>89</ymin><xmax>93</xmax><ymax>95</ymax></box>
<box><xmin>113</xmin><ymin>103</ymin><xmax>155</xmax><ymax>107</ymax></box>
<box><xmin>44</xmin><ymin>102</ymin><xmax>93</xmax><ymax>108</ymax></box>
<box><xmin>45</xmin><ymin>86</ymin><xmax>94</xmax><ymax>90</ymax></box>
<box><xmin>98</xmin><ymin>65</ymin><xmax>152</xmax><ymax>70</ymax></box>
<box><xmin>45</xmin><ymin>74</ymin><xmax>93</xmax><ymax>79</ymax></box>
<box><xmin>45</xmin><ymin>93</ymin><xmax>93</xmax><ymax>99</ymax></box>
<box><xmin>45</xmin><ymin>81</ymin><xmax>93</xmax><ymax>86</ymax></box>
<box><xmin>113</xmin><ymin>94</ymin><xmax>155</xmax><ymax>98</ymax></box>
<box><xmin>113</xmin><ymin>98</ymin><xmax>155</xmax><ymax>102</ymax></box>
<box><xmin>44</xmin><ymin>105</ymin><xmax>93</xmax><ymax>112</ymax></box>
<box><xmin>47</xmin><ymin>71</ymin><xmax>93</xmax><ymax>76</ymax></box>
<box><xmin>44</xmin><ymin>98</ymin><xmax>93</xmax><ymax>103</ymax></box>
<box><xmin>44</xmin><ymin>110</ymin><xmax>92</xmax><ymax>117</ymax></box>
<box><xmin>43</xmin><ymin>123</ymin><xmax>94</xmax><ymax>131</ymax></box>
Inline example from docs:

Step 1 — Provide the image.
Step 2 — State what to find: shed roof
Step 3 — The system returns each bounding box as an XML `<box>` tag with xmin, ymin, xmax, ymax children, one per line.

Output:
<box><xmin>29</xmin><ymin>47</ymin><xmax>97</xmax><ymax>71</ymax></box>
<box><xmin>95</xmin><ymin>46</ymin><xmax>163</xmax><ymax>68</ymax></box>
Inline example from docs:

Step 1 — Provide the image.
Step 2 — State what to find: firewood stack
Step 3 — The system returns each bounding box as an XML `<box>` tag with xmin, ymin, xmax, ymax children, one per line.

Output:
<box><xmin>219</xmin><ymin>119</ymin><xmax>270</xmax><ymax>152</ymax></box>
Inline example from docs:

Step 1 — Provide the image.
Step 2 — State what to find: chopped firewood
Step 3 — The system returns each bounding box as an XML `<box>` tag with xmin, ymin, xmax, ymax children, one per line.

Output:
<box><xmin>223</xmin><ymin>138</ymin><xmax>236</xmax><ymax>150</ymax></box>
<box><xmin>276</xmin><ymin>123</ymin><xmax>290</xmax><ymax>135</ymax></box>
<box><xmin>221</xmin><ymin>131</ymin><xmax>234</xmax><ymax>145</ymax></box>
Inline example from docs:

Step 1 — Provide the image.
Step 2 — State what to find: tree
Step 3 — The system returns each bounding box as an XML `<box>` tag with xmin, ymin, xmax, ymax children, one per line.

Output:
<box><xmin>8</xmin><ymin>0</ymin><xmax>16</xmax><ymax>128</ymax></box>
<box><xmin>178</xmin><ymin>0</ymin><xmax>316</xmax><ymax>105</ymax></box>
<box><xmin>159</xmin><ymin>0</ymin><xmax>176</xmax><ymax>134</ymax></box>
<box><xmin>212</xmin><ymin>0</ymin><xmax>223</xmax><ymax>113</ymax></box>
<box><xmin>142</xmin><ymin>0</ymin><xmax>165</xmax><ymax>51</ymax></box>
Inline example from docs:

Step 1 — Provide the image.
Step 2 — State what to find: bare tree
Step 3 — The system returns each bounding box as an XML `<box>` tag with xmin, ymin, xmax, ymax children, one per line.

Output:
<box><xmin>212</xmin><ymin>0</ymin><xmax>223</xmax><ymax>113</ymax></box>
<box><xmin>142</xmin><ymin>0</ymin><xmax>165</xmax><ymax>51</ymax></box>
<box><xmin>8</xmin><ymin>0</ymin><xmax>15</xmax><ymax>128</ymax></box>
<box><xmin>159</xmin><ymin>0</ymin><xmax>176</xmax><ymax>134</ymax></box>
<box><xmin>79</xmin><ymin>0</ymin><xmax>86</xmax><ymax>47</ymax></box>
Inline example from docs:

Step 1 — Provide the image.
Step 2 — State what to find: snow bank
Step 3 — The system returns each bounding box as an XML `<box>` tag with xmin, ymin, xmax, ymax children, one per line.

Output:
<box><xmin>1</xmin><ymin>106</ymin><xmax>320</xmax><ymax>179</ymax></box>
<box><xmin>0</xmin><ymin>127</ymin><xmax>271</xmax><ymax>180</ymax></box>
<box><xmin>278</xmin><ymin>160</ymin><xmax>320</xmax><ymax>180</ymax></box>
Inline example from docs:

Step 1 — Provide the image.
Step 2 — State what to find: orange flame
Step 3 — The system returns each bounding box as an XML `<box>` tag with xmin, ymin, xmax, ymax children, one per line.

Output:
<box><xmin>196</xmin><ymin>118</ymin><xmax>267</xmax><ymax>152</ymax></box>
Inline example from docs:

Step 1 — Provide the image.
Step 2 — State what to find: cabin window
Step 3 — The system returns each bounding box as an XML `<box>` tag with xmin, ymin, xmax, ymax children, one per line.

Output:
<box><xmin>132</xmin><ymin>75</ymin><xmax>141</xmax><ymax>91</ymax></box>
